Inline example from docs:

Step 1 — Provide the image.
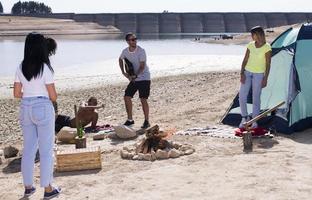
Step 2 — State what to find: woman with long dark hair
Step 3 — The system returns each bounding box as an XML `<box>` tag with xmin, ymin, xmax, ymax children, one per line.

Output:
<box><xmin>13</xmin><ymin>33</ymin><xmax>61</xmax><ymax>199</ymax></box>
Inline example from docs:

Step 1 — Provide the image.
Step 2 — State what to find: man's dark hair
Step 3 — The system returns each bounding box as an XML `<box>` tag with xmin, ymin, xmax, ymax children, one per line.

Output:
<box><xmin>88</xmin><ymin>97</ymin><xmax>98</xmax><ymax>106</ymax></box>
<box><xmin>125</xmin><ymin>32</ymin><xmax>136</xmax><ymax>41</ymax></box>
<box><xmin>22</xmin><ymin>32</ymin><xmax>53</xmax><ymax>81</ymax></box>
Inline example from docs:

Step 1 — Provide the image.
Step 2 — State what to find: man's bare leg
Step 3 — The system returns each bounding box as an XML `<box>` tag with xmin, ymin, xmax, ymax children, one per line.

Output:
<box><xmin>124</xmin><ymin>96</ymin><xmax>133</xmax><ymax>120</ymax></box>
<box><xmin>140</xmin><ymin>98</ymin><xmax>149</xmax><ymax>121</ymax></box>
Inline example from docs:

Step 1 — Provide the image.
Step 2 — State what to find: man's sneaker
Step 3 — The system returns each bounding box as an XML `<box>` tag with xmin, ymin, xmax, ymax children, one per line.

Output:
<box><xmin>44</xmin><ymin>187</ymin><xmax>61</xmax><ymax>199</ymax></box>
<box><xmin>251</xmin><ymin>122</ymin><xmax>258</xmax><ymax>129</ymax></box>
<box><xmin>239</xmin><ymin>117</ymin><xmax>250</xmax><ymax>129</ymax></box>
<box><xmin>141</xmin><ymin>120</ymin><xmax>150</xmax><ymax>129</ymax></box>
<box><xmin>24</xmin><ymin>186</ymin><xmax>36</xmax><ymax>197</ymax></box>
<box><xmin>124</xmin><ymin>120</ymin><xmax>134</xmax><ymax>126</ymax></box>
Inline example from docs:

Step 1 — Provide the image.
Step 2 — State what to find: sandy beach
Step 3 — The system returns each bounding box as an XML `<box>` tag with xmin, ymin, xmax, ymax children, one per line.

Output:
<box><xmin>0</xmin><ymin>71</ymin><xmax>312</xmax><ymax>200</ymax></box>
<box><xmin>0</xmin><ymin>71</ymin><xmax>239</xmax><ymax>143</ymax></box>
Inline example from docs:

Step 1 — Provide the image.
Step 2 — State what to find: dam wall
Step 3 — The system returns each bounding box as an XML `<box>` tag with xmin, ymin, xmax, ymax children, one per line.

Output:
<box><xmin>4</xmin><ymin>12</ymin><xmax>312</xmax><ymax>34</ymax></box>
<box><xmin>159</xmin><ymin>13</ymin><xmax>181</xmax><ymax>33</ymax></box>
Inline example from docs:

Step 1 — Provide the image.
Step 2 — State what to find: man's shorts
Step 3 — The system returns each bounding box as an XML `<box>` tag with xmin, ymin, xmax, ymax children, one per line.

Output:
<box><xmin>55</xmin><ymin>115</ymin><xmax>72</xmax><ymax>133</ymax></box>
<box><xmin>125</xmin><ymin>80</ymin><xmax>151</xmax><ymax>99</ymax></box>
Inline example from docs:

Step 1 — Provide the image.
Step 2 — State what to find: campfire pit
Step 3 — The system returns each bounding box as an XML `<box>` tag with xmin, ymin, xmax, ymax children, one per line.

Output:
<box><xmin>120</xmin><ymin>125</ymin><xmax>195</xmax><ymax>161</ymax></box>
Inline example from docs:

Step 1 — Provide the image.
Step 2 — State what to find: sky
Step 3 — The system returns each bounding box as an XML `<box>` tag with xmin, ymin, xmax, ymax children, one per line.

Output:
<box><xmin>1</xmin><ymin>0</ymin><xmax>312</xmax><ymax>13</ymax></box>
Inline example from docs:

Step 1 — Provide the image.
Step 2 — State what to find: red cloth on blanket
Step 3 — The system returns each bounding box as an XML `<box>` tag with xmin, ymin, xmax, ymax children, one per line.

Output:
<box><xmin>234</xmin><ymin>127</ymin><xmax>268</xmax><ymax>137</ymax></box>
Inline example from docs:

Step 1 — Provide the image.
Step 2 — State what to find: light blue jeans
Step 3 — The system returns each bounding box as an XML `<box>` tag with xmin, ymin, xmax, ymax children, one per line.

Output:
<box><xmin>239</xmin><ymin>70</ymin><xmax>264</xmax><ymax>119</ymax></box>
<box><xmin>19</xmin><ymin>97</ymin><xmax>55</xmax><ymax>188</ymax></box>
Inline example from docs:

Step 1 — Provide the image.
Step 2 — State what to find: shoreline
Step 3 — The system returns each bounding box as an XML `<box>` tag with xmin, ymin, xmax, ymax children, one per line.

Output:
<box><xmin>0</xmin><ymin>54</ymin><xmax>243</xmax><ymax>99</ymax></box>
<box><xmin>197</xmin><ymin>23</ymin><xmax>301</xmax><ymax>45</ymax></box>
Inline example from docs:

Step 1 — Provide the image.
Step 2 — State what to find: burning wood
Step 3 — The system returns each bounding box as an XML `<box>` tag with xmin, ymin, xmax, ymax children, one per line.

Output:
<box><xmin>120</xmin><ymin>125</ymin><xmax>195</xmax><ymax>161</ymax></box>
<box><xmin>136</xmin><ymin>125</ymin><xmax>171</xmax><ymax>154</ymax></box>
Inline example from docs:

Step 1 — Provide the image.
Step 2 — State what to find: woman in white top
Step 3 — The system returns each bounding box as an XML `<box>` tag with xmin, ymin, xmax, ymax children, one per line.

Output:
<box><xmin>13</xmin><ymin>33</ymin><xmax>61</xmax><ymax>199</ymax></box>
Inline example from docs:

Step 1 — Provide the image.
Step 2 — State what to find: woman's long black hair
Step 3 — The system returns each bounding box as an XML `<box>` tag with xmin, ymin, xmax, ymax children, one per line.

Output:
<box><xmin>22</xmin><ymin>32</ymin><xmax>54</xmax><ymax>81</ymax></box>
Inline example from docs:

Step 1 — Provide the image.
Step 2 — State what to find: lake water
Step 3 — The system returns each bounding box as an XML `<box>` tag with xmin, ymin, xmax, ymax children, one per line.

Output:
<box><xmin>0</xmin><ymin>37</ymin><xmax>244</xmax><ymax>78</ymax></box>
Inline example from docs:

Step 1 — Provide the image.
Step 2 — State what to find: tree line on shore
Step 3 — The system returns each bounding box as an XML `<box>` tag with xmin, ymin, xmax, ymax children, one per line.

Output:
<box><xmin>0</xmin><ymin>2</ymin><xmax>3</xmax><ymax>13</ymax></box>
<box><xmin>0</xmin><ymin>1</ymin><xmax>52</xmax><ymax>15</ymax></box>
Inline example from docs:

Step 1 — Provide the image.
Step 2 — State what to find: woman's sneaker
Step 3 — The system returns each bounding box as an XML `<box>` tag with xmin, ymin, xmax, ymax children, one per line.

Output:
<box><xmin>24</xmin><ymin>186</ymin><xmax>36</xmax><ymax>197</ymax></box>
<box><xmin>251</xmin><ymin>122</ymin><xmax>258</xmax><ymax>129</ymax></box>
<box><xmin>44</xmin><ymin>187</ymin><xmax>61</xmax><ymax>199</ymax></box>
<box><xmin>239</xmin><ymin>117</ymin><xmax>250</xmax><ymax>129</ymax></box>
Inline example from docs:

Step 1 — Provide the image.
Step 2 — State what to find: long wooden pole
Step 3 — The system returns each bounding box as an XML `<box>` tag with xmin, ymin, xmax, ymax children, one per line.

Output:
<box><xmin>74</xmin><ymin>105</ymin><xmax>79</xmax><ymax>132</ymax></box>
<box><xmin>244</xmin><ymin>101</ymin><xmax>285</xmax><ymax>128</ymax></box>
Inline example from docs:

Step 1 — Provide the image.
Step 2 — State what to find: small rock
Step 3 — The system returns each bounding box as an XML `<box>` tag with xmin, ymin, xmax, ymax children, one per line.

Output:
<box><xmin>120</xmin><ymin>150</ymin><xmax>133</xmax><ymax>159</ymax></box>
<box><xmin>151</xmin><ymin>150</ymin><xmax>157</xmax><ymax>161</ymax></box>
<box><xmin>128</xmin><ymin>153</ymin><xmax>135</xmax><ymax>159</ymax></box>
<box><xmin>137</xmin><ymin>153</ymin><xmax>145</xmax><ymax>160</ymax></box>
<box><xmin>120</xmin><ymin>150</ymin><xmax>126</xmax><ymax>158</ymax></box>
<box><xmin>132</xmin><ymin>155</ymin><xmax>139</xmax><ymax>160</ymax></box>
<box><xmin>122</xmin><ymin>146</ymin><xmax>131</xmax><ymax>152</ymax></box>
<box><xmin>171</xmin><ymin>142</ymin><xmax>182</xmax><ymax>149</ymax></box>
<box><xmin>155</xmin><ymin>149</ymin><xmax>169</xmax><ymax>159</ymax></box>
<box><xmin>184</xmin><ymin>148</ymin><xmax>195</xmax><ymax>155</ymax></box>
<box><xmin>143</xmin><ymin>154</ymin><xmax>152</xmax><ymax>161</ymax></box>
<box><xmin>137</xmin><ymin>153</ymin><xmax>152</xmax><ymax>161</ymax></box>
<box><xmin>0</xmin><ymin>149</ymin><xmax>3</xmax><ymax>156</ymax></box>
<box><xmin>179</xmin><ymin>145</ymin><xmax>192</xmax><ymax>152</ymax></box>
<box><xmin>169</xmin><ymin>149</ymin><xmax>180</xmax><ymax>158</ymax></box>
<box><xmin>93</xmin><ymin>133</ymin><xmax>105</xmax><ymax>140</ymax></box>
<box><xmin>4</xmin><ymin>146</ymin><xmax>19</xmax><ymax>158</ymax></box>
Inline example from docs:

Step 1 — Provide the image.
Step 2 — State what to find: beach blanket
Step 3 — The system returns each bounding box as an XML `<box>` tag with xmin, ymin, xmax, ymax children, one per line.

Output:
<box><xmin>175</xmin><ymin>126</ymin><xmax>269</xmax><ymax>139</ymax></box>
<box><xmin>175</xmin><ymin>126</ymin><xmax>237</xmax><ymax>139</ymax></box>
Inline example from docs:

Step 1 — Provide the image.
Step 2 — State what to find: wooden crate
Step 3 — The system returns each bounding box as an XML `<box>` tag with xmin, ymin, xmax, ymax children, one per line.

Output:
<box><xmin>56</xmin><ymin>147</ymin><xmax>102</xmax><ymax>172</ymax></box>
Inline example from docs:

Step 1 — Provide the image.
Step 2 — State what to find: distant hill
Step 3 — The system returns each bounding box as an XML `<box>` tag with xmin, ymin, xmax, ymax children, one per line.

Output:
<box><xmin>0</xmin><ymin>16</ymin><xmax>121</xmax><ymax>36</ymax></box>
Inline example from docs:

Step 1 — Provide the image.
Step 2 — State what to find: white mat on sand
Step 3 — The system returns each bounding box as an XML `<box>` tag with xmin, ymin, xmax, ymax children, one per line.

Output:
<box><xmin>175</xmin><ymin>125</ymin><xmax>238</xmax><ymax>139</ymax></box>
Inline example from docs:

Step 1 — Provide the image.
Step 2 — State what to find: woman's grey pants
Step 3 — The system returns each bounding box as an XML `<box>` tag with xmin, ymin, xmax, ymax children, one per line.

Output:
<box><xmin>239</xmin><ymin>70</ymin><xmax>264</xmax><ymax>119</ymax></box>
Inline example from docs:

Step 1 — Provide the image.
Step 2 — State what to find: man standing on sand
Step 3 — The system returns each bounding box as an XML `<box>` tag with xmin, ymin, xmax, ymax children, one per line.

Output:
<box><xmin>119</xmin><ymin>33</ymin><xmax>151</xmax><ymax>129</ymax></box>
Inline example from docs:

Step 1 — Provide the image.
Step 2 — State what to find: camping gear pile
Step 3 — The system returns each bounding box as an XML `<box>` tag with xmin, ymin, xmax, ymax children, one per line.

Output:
<box><xmin>120</xmin><ymin>125</ymin><xmax>195</xmax><ymax>161</ymax></box>
<box><xmin>222</xmin><ymin>23</ymin><xmax>312</xmax><ymax>134</ymax></box>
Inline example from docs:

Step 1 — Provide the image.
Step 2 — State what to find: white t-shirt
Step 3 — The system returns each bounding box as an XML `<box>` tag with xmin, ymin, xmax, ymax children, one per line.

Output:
<box><xmin>14</xmin><ymin>64</ymin><xmax>54</xmax><ymax>98</ymax></box>
<box><xmin>119</xmin><ymin>46</ymin><xmax>150</xmax><ymax>81</ymax></box>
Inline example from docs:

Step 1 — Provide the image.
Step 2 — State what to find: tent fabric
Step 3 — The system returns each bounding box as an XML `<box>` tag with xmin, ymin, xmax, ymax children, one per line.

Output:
<box><xmin>297</xmin><ymin>25</ymin><xmax>312</xmax><ymax>40</ymax></box>
<box><xmin>271</xmin><ymin>28</ymin><xmax>300</xmax><ymax>49</ymax></box>
<box><xmin>221</xmin><ymin>23</ymin><xmax>312</xmax><ymax>134</ymax></box>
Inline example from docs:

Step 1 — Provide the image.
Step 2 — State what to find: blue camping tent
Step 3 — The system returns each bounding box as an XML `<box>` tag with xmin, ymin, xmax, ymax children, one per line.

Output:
<box><xmin>221</xmin><ymin>23</ymin><xmax>312</xmax><ymax>134</ymax></box>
